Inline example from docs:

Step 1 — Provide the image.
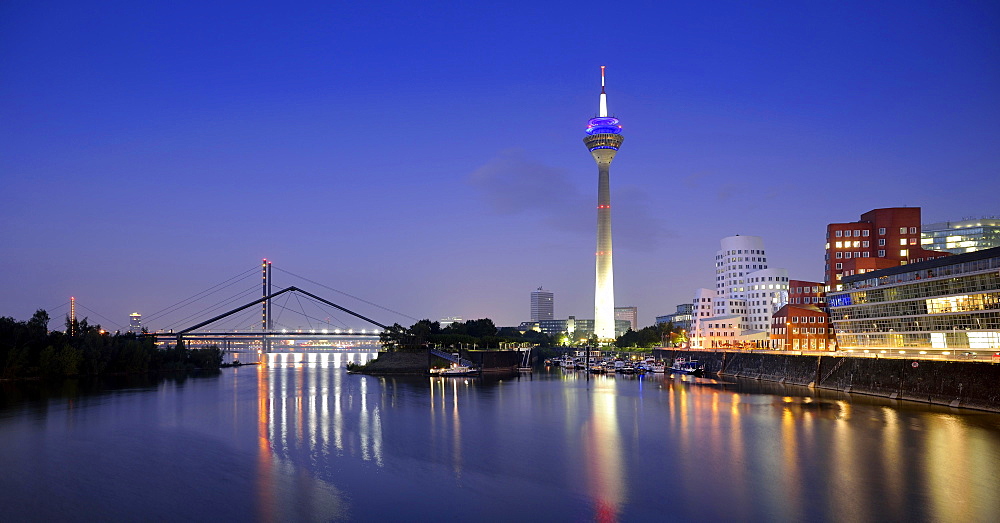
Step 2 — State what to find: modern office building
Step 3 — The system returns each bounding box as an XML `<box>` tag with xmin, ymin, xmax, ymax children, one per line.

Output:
<box><xmin>655</xmin><ymin>303</ymin><xmax>693</xmax><ymax>333</ymax></box>
<box><xmin>921</xmin><ymin>217</ymin><xmax>1000</xmax><ymax>254</ymax></box>
<box><xmin>827</xmin><ymin>246</ymin><xmax>1000</xmax><ymax>353</ymax></box>
<box><xmin>530</xmin><ymin>287</ymin><xmax>554</xmax><ymax>322</ymax></box>
<box><xmin>614</xmin><ymin>306</ymin><xmax>638</xmax><ymax>331</ymax></box>
<box><xmin>825</xmin><ymin>207</ymin><xmax>949</xmax><ymax>289</ymax></box>
<box><xmin>128</xmin><ymin>312</ymin><xmax>142</xmax><ymax>333</ymax></box>
<box><xmin>584</xmin><ymin>66</ymin><xmax>624</xmax><ymax>342</ymax></box>
<box><xmin>770</xmin><ymin>304</ymin><xmax>836</xmax><ymax>351</ymax></box>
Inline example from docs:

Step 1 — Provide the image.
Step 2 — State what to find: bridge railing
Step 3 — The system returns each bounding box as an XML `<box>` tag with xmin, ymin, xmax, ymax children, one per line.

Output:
<box><xmin>429</xmin><ymin>348</ymin><xmax>476</xmax><ymax>368</ymax></box>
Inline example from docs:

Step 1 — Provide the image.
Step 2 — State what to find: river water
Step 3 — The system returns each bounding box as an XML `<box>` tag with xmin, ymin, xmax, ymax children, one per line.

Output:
<box><xmin>1</xmin><ymin>357</ymin><xmax>999</xmax><ymax>522</ymax></box>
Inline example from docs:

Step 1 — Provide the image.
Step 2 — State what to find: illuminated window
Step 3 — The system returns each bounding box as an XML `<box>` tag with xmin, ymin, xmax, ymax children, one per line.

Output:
<box><xmin>909</xmin><ymin>238</ymin><xmax>917</xmax><ymax>245</ymax></box>
<box><xmin>900</xmin><ymin>238</ymin><xmax>907</xmax><ymax>245</ymax></box>
<box><xmin>853</xmin><ymin>241</ymin><xmax>860</xmax><ymax>248</ymax></box>
<box><xmin>900</xmin><ymin>249</ymin><xmax>908</xmax><ymax>257</ymax></box>
<box><xmin>835</xmin><ymin>241</ymin><xmax>842</xmax><ymax>248</ymax></box>
<box><xmin>900</xmin><ymin>227</ymin><xmax>907</xmax><ymax>234</ymax></box>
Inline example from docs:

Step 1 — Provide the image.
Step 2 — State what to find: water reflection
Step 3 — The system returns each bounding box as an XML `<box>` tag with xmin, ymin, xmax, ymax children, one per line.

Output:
<box><xmin>253</xmin><ymin>353</ymin><xmax>385</xmax><ymax>520</ymax></box>
<box><xmin>582</xmin><ymin>378</ymin><xmax>626</xmax><ymax>521</ymax></box>
<box><xmin>1</xmin><ymin>365</ymin><xmax>999</xmax><ymax>521</ymax></box>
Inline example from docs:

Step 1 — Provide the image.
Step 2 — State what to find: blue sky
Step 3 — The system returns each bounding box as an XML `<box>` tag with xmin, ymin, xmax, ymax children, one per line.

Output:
<box><xmin>2</xmin><ymin>1</ymin><xmax>999</xmax><ymax>330</ymax></box>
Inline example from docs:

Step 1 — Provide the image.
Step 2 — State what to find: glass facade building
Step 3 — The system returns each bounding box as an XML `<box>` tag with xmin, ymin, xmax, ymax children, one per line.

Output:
<box><xmin>828</xmin><ymin>247</ymin><xmax>1000</xmax><ymax>352</ymax></box>
<box><xmin>921</xmin><ymin>218</ymin><xmax>1000</xmax><ymax>254</ymax></box>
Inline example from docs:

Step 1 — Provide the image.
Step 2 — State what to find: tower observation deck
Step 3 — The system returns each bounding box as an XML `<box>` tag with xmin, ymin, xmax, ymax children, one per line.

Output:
<box><xmin>584</xmin><ymin>66</ymin><xmax>623</xmax><ymax>342</ymax></box>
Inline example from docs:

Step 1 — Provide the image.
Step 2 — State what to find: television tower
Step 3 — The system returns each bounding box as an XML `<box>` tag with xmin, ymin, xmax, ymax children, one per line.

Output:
<box><xmin>583</xmin><ymin>66</ymin><xmax>623</xmax><ymax>342</ymax></box>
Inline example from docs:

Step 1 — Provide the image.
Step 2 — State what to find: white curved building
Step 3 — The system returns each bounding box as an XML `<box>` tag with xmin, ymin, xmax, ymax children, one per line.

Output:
<box><xmin>692</xmin><ymin>235</ymin><xmax>789</xmax><ymax>348</ymax></box>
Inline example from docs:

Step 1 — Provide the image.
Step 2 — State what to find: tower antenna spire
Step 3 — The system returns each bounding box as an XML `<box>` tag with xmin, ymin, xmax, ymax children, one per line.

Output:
<box><xmin>599</xmin><ymin>65</ymin><xmax>608</xmax><ymax>117</ymax></box>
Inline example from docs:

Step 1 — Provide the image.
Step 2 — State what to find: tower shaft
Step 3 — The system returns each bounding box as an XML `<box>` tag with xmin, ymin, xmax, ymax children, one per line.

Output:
<box><xmin>583</xmin><ymin>66</ymin><xmax>624</xmax><ymax>343</ymax></box>
<box><xmin>593</xmin><ymin>149</ymin><xmax>617</xmax><ymax>341</ymax></box>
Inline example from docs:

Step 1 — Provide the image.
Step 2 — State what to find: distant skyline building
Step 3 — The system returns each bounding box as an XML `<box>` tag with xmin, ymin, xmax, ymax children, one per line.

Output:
<box><xmin>614</xmin><ymin>306</ymin><xmax>638</xmax><ymax>331</ymax></box>
<box><xmin>530</xmin><ymin>287</ymin><xmax>554</xmax><ymax>322</ymax></box>
<box><xmin>128</xmin><ymin>312</ymin><xmax>142</xmax><ymax>333</ymax></box>
<box><xmin>584</xmin><ymin>66</ymin><xmax>624</xmax><ymax>342</ymax></box>
<box><xmin>439</xmin><ymin>316</ymin><xmax>462</xmax><ymax>329</ymax></box>
<box><xmin>921</xmin><ymin>217</ymin><xmax>1000</xmax><ymax>254</ymax></box>
<box><xmin>655</xmin><ymin>303</ymin><xmax>693</xmax><ymax>333</ymax></box>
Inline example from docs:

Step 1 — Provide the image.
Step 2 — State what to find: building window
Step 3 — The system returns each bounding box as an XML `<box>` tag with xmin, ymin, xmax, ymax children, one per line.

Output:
<box><xmin>862</xmin><ymin>241</ymin><xmax>869</xmax><ymax>247</ymax></box>
<box><xmin>845</xmin><ymin>252</ymin><xmax>852</xmax><ymax>259</ymax></box>
<box><xmin>900</xmin><ymin>227</ymin><xmax>907</xmax><ymax>234</ymax></box>
<box><xmin>854</xmin><ymin>230</ymin><xmax>860</xmax><ymax>236</ymax></box>
<box><xmin>835</xmin><ymin>241</ymin><xmax>842</xmax><ymax>248</ymax></box>
<box><xmin>862</xmin><ymin>230</ymin><xmax>870</xmax><ymax>237</ymax></box>
<box><xmin>900</xmin><ymin>249</ymin><xmax>908</xmax><ymax>257</ymax></box>
<box><xmin>910</xmin><ymin>227</ymin><xmax>917</xmax><ymax>234</ymax></box>
<box><xmin>845</xmin><ymin>230</ymin><xmax>852</xmax><ymax>237</ymax></box>
<box><xmin>853</xmin><ymin>241</ymin><xmax>860</xmax><ymax>248</ymax></box>
<box><xmin>835</xmin><ymin>263</ymin><xmax>842</xmax><ymax>269</ymax></box>
<box><xmin>900</xmin><ymin>238</ymin><xmax>907</xmax><ymax>246</ymax></box>
<box><xmin>863</xmin><ymin>252</ymin><xmax>870</xmax><ymax>257</ymax></box>
<box><xmin>878</xmin><ymin>239</ymin><xmax>886</xmax><ymax>246</ymax></box>
<box><xmin>878</xmin><ymin>250</ymin><xmax>886</xmax><ymax>257</ymax></box>
<box><xmin>835</xmin><ymin>230</ymin><xmax>842</xmax><ymax>237</ymax></box>
<box><xmin>878</xmin><ymin>228</ymin><xmax>886</xmax><ymax>235</ymax></box>
<box><xmin>836</xmin><ymin>252</ymin><xmax>843</xmax><ymax>259</ymax></box>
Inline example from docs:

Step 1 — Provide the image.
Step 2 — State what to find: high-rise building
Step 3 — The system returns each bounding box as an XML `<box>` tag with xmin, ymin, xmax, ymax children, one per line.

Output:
<box><xmin>825</xmin><ymin>207</ymin><xmax>949</xmax><ymax>289</ymax></box>
<box><xmin>584</xmin><ymin>66</ymin><xmax>624</xmax><ymax>342</ymax></box>
<box><xmin>921</xmin><ymin>217</ymin><xmax>1000</xmax><ymax>254</ymax></box>
<box><xmin>128</xmin><ymin>312</ymin><xmax>142</xmax><ymax>333</ymax></box>
<box><xmin>530</xmin><ymin>287</ymin><xmax>554</xmax><ymax>322</ymax></box>
<box><xmin>614</xmin><ymin>306</ymin><xmax>638</xmax><ymax>331</ymax></box>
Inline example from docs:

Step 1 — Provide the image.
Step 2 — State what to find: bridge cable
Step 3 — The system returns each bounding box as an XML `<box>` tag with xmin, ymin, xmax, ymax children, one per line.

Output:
<box><xmin>160</xmin><ymin>284</ymin><xmax>261</xmax><ymax>332</ymax></box>
<box><xmin>273</xmin><ymin>268</ymin><xmax>418</xmax><ymax>322</ymax></box>
<box><xmin>291</xmin><ymin>292</ymin><xmax>314</xmax><ymax>331</ymax></box>
<box><xmin>144</xmin><ymin>266</ymin><xmax>258</xmax><ymax>323</ymax></box>
<box><xmin>295</xmin><ymin>293</ymin><xmax>351</xmax><ymax>328</ymax></box>
<box><xmin>75</xmin><ymin>302</ymin><xmax>127</xmax><ymax>331</ymax></box>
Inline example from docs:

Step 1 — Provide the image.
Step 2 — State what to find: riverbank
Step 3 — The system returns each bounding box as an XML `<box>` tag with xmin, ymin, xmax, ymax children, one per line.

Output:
<box><xmin>654</xmin><ymin>349</ymin><xmax>1000</xmax><ymax>412</ymax></box>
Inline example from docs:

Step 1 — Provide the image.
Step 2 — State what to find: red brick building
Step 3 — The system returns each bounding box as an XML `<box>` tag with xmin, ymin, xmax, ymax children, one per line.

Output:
<box><xmin>788</xmin><ymin>279</ymin><xmax>826</xmax><ymax>309</ymax></box>
<box><xmin>770</xmin><ymin>304</ymin><xmax>836</xmax><ymax>351</ymax></box>
<box><xmin>825</xmin><ymin>207</ymin><xmax>950</xmax><ymax>289</ymax></box>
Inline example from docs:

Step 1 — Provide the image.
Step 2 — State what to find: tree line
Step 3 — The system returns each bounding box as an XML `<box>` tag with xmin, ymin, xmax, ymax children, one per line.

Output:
<box><xmin>1</xmin><ymin>309</ymin><xmax>222</xmax><ymax>379</ymax></box>
<box><xmin>379</xmin><ymin>318</ymin><xmax>551</xmax><ymax>351</ymax></box>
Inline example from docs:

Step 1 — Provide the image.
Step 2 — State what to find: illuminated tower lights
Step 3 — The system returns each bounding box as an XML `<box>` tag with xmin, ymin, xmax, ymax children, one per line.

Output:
<box><xmin>583</xmin><ymin>66</ymin><xmax>624</xmax><ymax>342</ymax></box>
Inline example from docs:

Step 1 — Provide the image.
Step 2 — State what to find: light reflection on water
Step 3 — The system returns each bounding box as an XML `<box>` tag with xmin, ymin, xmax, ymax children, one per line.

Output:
<box><xmin>1</xmin><ymin>361</ymin><xmax>1000</xmax><ymax>521</ymax></box>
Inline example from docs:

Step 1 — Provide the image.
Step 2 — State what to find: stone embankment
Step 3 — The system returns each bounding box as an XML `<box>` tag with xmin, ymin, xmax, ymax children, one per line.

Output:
<box><xmin>653</xmin><ymin>349</ymin><xmax>1000</xmax><ymax>412</ymax></box>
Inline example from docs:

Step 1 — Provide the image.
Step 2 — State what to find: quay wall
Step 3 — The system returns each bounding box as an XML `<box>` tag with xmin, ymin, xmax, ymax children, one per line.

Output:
<box><xmin>652</xmin><ymin>349</ymin><xmax>1000</xmax><ymax>412</ymax></box>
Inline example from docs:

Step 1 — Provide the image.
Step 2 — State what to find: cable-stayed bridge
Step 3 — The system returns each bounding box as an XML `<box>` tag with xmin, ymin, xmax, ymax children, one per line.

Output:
<box><xmin>48</xmin><ymin>260</ymin><xmax>418</xmax><ymax>362</ymax></box>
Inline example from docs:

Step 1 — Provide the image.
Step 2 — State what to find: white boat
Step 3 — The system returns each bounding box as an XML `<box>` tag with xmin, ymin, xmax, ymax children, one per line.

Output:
<box><xmin>669</xmin><ymin>358</ymin><xmax>705</xmax><ymax>377</ymax></box>
<box><xmin>440</xmin><ymin>365</ymin><xmax>479</xmax><ymax>376</ymax></box>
